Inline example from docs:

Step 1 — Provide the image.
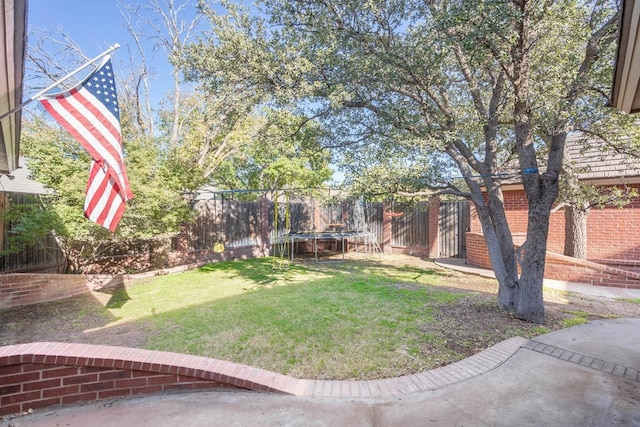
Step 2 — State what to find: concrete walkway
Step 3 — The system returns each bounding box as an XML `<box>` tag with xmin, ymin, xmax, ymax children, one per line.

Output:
<box><xmin>2</xmin><ymin>318</ymin><xmax>639</xmax><ymax>427</ymax></box>
<box><xmin>435</xmin><ymin>257</ymin><xmax>640</xmax><ymax>299</ymax></box>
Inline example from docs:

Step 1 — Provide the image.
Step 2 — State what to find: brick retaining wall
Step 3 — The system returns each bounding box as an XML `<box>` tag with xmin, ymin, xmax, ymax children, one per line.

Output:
<box><xmin>466</xmin><ymin>232</ymin><xmax>640</xmax><ymax>289</ymax></box>
<box><xmin>0</xmin><ymin>338</ymin><xmax>528</xmax><ymax>417</ymax></box>
<box><xmin>0</xmin><ymin>342</ymin><xmax>297</xmax><ymax>416</ymax></box>
<box><xmin>0</xmin><ymin>274</ymin><xmax>90</xmax><ymax>309</ymax></box>
<box><xmin>544</xmin><ymin>252</ymin><xmax>640</xmax><ymax>289</ymax></box>
<box><xmin>0</xmin><ymin>247</ymin><xmax>260</xmax><ymax>310</ymax></box>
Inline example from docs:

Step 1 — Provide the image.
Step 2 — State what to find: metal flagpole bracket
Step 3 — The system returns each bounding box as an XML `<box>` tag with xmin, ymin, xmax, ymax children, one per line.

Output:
<box><xmin>0</xmin><ymin>43</ymin><xmax>120</xmax><ymax>121</ymax></box>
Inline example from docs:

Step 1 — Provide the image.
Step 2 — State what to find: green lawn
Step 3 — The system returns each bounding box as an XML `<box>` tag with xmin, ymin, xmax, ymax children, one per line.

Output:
<box><xmin>100</xmin><ymin>256</ymin><xmax>544</xmax><ymax>380</ymax></box>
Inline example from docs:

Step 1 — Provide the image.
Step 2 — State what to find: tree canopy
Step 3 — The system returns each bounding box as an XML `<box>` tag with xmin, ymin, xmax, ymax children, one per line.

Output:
<box><xmin>181</xmin><ymin>0</ymin><xmax>629</xmax><ymax>322</ymax></box>
<box><xmin>11</xmin><ymin>0</ymin><xmax>332</xmax><ymax>271</ymax></box>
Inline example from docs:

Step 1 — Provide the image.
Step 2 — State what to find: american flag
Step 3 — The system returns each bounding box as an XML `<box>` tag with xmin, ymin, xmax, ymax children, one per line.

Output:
<box><xmin>39</xmin><ymin>55</ymin><xmax>133</xmax><ymax>232</ymax></box>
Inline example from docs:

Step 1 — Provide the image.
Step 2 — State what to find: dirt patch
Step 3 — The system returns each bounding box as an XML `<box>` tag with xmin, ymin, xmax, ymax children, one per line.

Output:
<box><xmin>1</xmin><ymin>254</ymin><xmax>638</xmax><ymax>358</ymax></box>
<box><xmin>0</xmin><ymin>293</ymin><xmax>150</xmax><ymax>348</ymax></box>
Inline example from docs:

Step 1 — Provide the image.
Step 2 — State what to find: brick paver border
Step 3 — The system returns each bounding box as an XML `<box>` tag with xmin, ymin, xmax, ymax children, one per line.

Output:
<box><xmin>523</xmin><ymin>340</ymin><xmax>640</xmax><ymax>382</ymax></box>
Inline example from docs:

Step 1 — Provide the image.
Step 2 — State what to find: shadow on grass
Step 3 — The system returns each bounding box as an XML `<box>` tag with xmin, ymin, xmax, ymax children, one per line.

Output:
<box><xmin>94</xmin><ymin>277</ymin><xmax>132</xmax><ymax>309</ymax></box>
<box><xmin>0</xmin><ymin>291</ymin><xmax>122</xmax><ymax>347</ymax></box>
<box><xmin>103</xmin><ymin>286</ymin><xmax>131</xmax><ymax>309</ymax></box>
<box><xmin>196</xmin><ymin>255</ymin><xmax>460</xmax><ymax>287</ymax></box>
<box><xmin>196</xmin><ymin>257</ymin><xmax>311</xmax><ymax>286</ymax></box>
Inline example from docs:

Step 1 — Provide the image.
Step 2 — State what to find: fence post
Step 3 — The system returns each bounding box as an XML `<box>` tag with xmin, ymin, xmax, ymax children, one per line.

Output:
<box><xmin>383</xmin><ymin>200</ymin><xmax>393</xmax><ymax>254</ymax></box>
<box><xmin>341</xmin><ymin>202</ymin><xmax>349</xmax><ymax>228</ymax></box>
<box><xmin>259</xmin><ymin>197</ymin><xmax>271</xmax><ymax>257</ymax></box>
<box><xmin>428</xmin><ymin>196</ymin><xmax>440</xmax><ymax>258</ymax></box>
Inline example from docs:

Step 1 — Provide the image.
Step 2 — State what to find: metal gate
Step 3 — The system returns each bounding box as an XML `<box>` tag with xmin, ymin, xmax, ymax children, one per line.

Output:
<box><xmin>439</xmin><ymin>201</ymin><xmax>470</xmax><ymax>258</ymax></box>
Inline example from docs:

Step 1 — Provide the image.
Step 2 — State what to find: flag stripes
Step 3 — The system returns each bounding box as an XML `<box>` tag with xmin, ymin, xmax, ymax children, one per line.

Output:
<box><xmin>39</xmin><ymin>55</ymin><xmax>132</xmax><ymax>231</ymax></box>
<box><xmin>39</xmin><ymin>89</ymin><xmax>129</xmax><ymax>194</ymax></box>
<box><xmin>84</xmin><ymin>160</ymin><xmax>126</xmax><ymax>232</ymax></box>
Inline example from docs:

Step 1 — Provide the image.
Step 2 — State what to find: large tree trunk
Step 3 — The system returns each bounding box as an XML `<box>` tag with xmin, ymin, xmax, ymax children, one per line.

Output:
<box><xmin>470</xmin><ymin>186</ymin><xmax>518</xmax><ymax>311</ymax></box>
<box><xmin>564</xmin><ymin>204</ymin><xmax>589</xmax><ymax>260</ymax></box>
<box><xmin>508</xmin><ymin>0</ymin><xmax>559</xmax><ymax>324</ymax></box>
<box><xmin>515</xmin><ymin>195</ymin><xmax>554</xmax><ymax>323</ymax></box>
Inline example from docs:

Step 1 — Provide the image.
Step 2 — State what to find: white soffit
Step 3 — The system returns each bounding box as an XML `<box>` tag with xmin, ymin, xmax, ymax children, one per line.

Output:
<box><xmin>612</xmin><ymin>0</ymin><xmax>640</xmax><ymax>113</ymax></box>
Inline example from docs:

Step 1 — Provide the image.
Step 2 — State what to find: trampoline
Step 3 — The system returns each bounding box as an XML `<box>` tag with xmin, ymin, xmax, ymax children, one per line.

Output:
<box><xmin>280</xmin><ymin>230</ymin><xmax>381</xmax><ymax>263</ymax></box>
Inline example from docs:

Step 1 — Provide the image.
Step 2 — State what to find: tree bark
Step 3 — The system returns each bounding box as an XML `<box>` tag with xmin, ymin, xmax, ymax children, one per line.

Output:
<box><xmin>509</xmin><ymin>0</ymin><xmax>554</xmax><ymax>324</ymax></box>
<box><xmin>564</xmin><ymin>204</ymin><xmax>589</xmax><ymax>260</ymax></box>
<box><xmin>473</xmin><ymin>185</ymin><xmax>518</xmax><ymax>311</ymax></box>
<box><xmin>516</xmin><ymin>195</ymin><xmax>553</xmax><ymax>324</ymax></box>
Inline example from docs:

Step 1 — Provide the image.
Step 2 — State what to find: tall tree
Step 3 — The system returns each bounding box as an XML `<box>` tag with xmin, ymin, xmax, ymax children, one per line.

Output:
<box><xmin>16</xmin><ymin>1</ymin><xmax>265</xmax><ymax>271</ymax></box>
<box><xmin>183</xmin><ymin>0</ymin><xmax>624</xmax><ymax>322</ymax></box>
<box><xmin>212</xmin><ymin>110</ymin><xmax>332</xmax><ymax>197</ymax></box>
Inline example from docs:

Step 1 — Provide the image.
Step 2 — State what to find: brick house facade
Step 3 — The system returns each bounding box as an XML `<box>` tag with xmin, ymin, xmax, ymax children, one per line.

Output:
<box><xmin>465</xmin><ymin>136</ymin><xmax>640</xmax><ymax>288</ymax></box>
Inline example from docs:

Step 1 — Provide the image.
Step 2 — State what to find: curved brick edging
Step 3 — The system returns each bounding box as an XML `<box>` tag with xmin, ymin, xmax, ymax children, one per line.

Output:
<box><xmin>0</xmin><ymin>337</ymin><xmax>527</xmax><ymax>416</ymax></box>
<box><xmin>0</xmin><ymin>342</ymin><xmax>297</xmax><ymax>416</ymax></box>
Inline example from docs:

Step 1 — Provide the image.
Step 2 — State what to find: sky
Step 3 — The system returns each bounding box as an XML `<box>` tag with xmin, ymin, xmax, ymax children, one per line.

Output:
<box><xmin>28</xmin><ymin>1</ymin><xmax>131</xmax><ymax>53</ymax></box>
<box><xmin>26</xmin><ymin>0</ymin><xmax>203</xmax><ymax>102</ymax></box>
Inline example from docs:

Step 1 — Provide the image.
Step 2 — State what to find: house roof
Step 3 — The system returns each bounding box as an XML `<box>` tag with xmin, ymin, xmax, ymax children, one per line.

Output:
<box><xmin>611</xmin><ymin>0</ymin><xmax>640</xmax><ymax>113</ymax></box>
<box><xmin>0</xmin><ymin>157</ymin><xmax>48</xmax><ymax>195</ymax></box>
<box><xmin>0</xmin><ymin>0</ymin><xmax>28</xmax><ymax>174</ymax></box>
<box><xmin>564</xmin><ymin>134</ymin><xmax>640</xmax><ymax>183</ymax></box>
<box><xmin>487</xmin><ymin>133</ymin><xmax>640</xmax><ymax>189</ymax></box>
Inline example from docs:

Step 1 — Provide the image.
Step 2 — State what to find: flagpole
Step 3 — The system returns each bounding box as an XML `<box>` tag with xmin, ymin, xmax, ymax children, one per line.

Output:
<box><xmin>0</xmin><ymin>43</ymin><xmax>120</xmax><ymax>121</ymax></box>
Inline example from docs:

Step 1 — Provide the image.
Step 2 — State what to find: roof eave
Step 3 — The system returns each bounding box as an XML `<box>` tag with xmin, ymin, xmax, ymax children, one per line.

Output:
<box><xmin>0</xmin><ymin>0</ymin><xmax>28</xmax><ymax>174</ymax></box>
<box><xmin>611</xmin><ymin>0</ymin><xmax>640</xmax><ymax>114</ymax></box>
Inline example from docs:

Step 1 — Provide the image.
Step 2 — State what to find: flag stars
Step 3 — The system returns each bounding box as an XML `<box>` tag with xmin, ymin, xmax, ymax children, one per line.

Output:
<box><xmin>77</xmin><ymin>58</ymin><xmax>120</xmax><ymax>119</ymax></box>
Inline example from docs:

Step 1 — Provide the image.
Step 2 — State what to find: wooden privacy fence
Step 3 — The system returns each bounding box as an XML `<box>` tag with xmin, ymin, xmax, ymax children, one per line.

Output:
<box><xmin>439</xmin><ymin>201</ymin><xmax>471</xmax><ymax>258</ymax></box>
<box><xmin>183</xmin><ymin>198</ymin><xmax>468</xmax><ymax>256</ymax></box>
<box><xmin>391</xmin><ymin>201</ymin><xmax>430</xmax><ymax>248</ymax></box>
<box><xmin>182</xmin><ymin>199</ymin><xmax>262</xmax><ymax>251</ymax></box>
<box><xmin>1</xmin><ymin>197</ymin><xmax>471</xmax><ymax>273</ymax></box>
<box><xmin>0</xmin><ymin>194</ymin><xmax>65</xmax><ymax>273</ymax></box>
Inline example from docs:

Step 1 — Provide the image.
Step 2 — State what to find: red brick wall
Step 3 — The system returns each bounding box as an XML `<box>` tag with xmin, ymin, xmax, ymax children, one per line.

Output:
<box><xmin>167</xmin><ymin>246</ymin><xmax>259</xmax><ymax>268</ymax></box>
<box><xmin>0</xmin><ymin>247</ymin><xmax>260</xmax><ymax>310</ymax></box>
<box><xmin>473</xmin><ymin>189</ymin><xmax>565</xmax><ymax>253</ymax></box>
<box><xmin>466</xmin><ymin>232</ymin><xmax>640</xmax><ymax>289</ymax></box>
<box><xmin>585</xmin><ymin>187</ymin><xmax>640</xmax><ymax>260</ymax></box>
<box><xmin>0</xmin><ymin>274</ymin><xmax>89</xmax><ymax>309</ymax></box>
<box><xmin>470</xmin><ymin>185</ymin><xmax>640</xmax><ymax>262</ymax></box>
<box><xmin>0</xmin><ymin>342</ymin><xmax>295</xmax><ymax>416</ymax></box>
<box><xmin>465</xmin><ymin>232</ymin><xmax>524</xmax><ymax>270</ymax></box>
<box><xmin>382</xmin><ymin>203</ymin><xmax>393</xmax><ymax>254</ymax></box>
<box><xmin>544</xmin><ymin>252</ymin><xmax>640</xmax><ymax>289</ymax></box>
<box><xmin>465</xmin><ymin>232</ymin><xmax>493</xmax><ymax>270</ymax></box>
